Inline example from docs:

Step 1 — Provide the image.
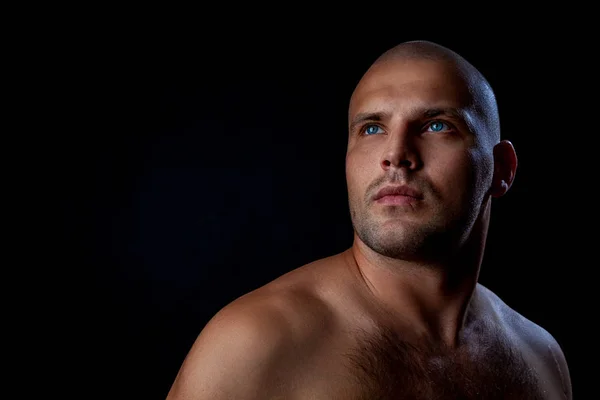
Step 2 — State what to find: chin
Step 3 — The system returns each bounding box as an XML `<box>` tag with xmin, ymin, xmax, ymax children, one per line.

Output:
<box><xmin>358</xmin><ymin>225</ymin><xmax>421</xmax><ymax>258</ymax></box>
<box><xmin>357</xmin><ymin>215</ymin><xmax>456</xmax><ymax>260</ymax></box>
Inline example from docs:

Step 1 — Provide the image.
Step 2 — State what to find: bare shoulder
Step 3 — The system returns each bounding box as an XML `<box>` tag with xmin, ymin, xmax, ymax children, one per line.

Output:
<box><xmin>166</xmin><ymin>266</ymin><xmax>337</xmax><ymax>400</ymax></box>
<box><xmin>478</xmin><ymin>284</ymin><xmax>572</xmax><ymax>399</ymax></box>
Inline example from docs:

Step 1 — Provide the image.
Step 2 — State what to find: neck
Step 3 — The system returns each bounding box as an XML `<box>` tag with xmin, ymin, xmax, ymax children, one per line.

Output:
<box><xmin>346</xmin><ymin>202</ymin><xmax>491</xmax><ymax>348</ymax></box>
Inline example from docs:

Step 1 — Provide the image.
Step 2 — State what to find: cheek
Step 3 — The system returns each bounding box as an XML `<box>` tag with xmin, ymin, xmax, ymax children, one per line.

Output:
<box><xmin>426</xmin><ymin>152</ymin><xmax>477</xmax><ymax>196</ymax></box>
<box><xmin>426</xmin><ymin>148</ymin><xmax>492</xmax><ymax>204</ymax></box>
<box><xmin>345</xmin><ymin>151</ymin><xmax>370</xmax><ymax>190</ymax></box>
<box><xmin>347</xmin><ymin>140</ymin><xmax>381</xmax><ymax>171</ymax></box>
<box><xmin>345</xmin><ymin>168</ymin><xmax>362</xmax><ymax>201</ymax></box>
<box><xmin>346</xmin><ymin>151</ymin><xmax>364</xmax><ymax>184</ymax></box>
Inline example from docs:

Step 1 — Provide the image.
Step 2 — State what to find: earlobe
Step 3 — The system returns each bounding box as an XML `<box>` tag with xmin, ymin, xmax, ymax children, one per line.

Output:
<box><xmin>490</xmin><ymin>140</ymin><xmax>518</xmax><ymax>198</ymax></box>
<box><xmin>490</xmin><ymin>178</ymin><xmax>507</xmax><ymax>198</ymax></box>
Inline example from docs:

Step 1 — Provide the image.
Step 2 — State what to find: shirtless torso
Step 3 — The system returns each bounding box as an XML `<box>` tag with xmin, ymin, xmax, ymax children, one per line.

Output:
<box><xmin>166</xmin><ymin>250</ymin><xmax>571</xmax><ymax>400</ymax></box>
<box><xmin>166</xmin><ymin>40</ymin><xmax>572</xmax><ymax>399</ymax></box>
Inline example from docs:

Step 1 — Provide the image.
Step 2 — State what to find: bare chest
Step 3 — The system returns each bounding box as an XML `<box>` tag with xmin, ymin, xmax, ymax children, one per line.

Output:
<box><xmin>294</xmin><ymin>326</ymin><xmax>554</xmax><ymax>400</ymax></box>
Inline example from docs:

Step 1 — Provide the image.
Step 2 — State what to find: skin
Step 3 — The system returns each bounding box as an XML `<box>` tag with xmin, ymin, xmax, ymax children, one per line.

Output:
<box><xmin>165</xmin><ymin>41</ymin><xmax>572</xmax><ymax>399</ymax></box>
<box><xmin>345</xmin><ymin>45</ymin><xmax>503</xmax><ymax>344</ymax></box>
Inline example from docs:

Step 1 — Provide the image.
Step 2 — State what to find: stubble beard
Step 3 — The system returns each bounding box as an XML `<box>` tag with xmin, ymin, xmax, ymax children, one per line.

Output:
<box><xmin>350</xmin><ymin>200</ymin><xmax>467</xmax><ymax>264</ymax></box>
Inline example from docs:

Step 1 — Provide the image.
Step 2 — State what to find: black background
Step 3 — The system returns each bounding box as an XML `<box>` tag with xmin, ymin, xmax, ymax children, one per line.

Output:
<box><xmin>34</xmin><ymin>23</ymin><xmax>590</xmax><ymax>399</ymax></box>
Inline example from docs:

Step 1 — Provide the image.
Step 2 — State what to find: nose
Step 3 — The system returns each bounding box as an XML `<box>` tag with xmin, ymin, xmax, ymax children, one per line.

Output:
<box><xmin>380</xmin><ymin>126</ymin><xmax>421</xmax><ymax>171</ymax></box>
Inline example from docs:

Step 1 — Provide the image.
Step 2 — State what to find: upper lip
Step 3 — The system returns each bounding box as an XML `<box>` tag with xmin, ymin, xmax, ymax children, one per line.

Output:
<box><xmin>373</xmin><ymin>185</ymin><xmax>423</xmax><ymax>201</ymax></box>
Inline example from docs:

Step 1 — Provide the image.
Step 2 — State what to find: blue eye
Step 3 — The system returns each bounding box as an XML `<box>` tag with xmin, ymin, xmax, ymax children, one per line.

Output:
<box><xmin>427</xmin><ymin>121</ymin><xmax>449</xmax><ymax>132</ymax></box>
<box><xmin>364</xmin><ymin>125</ymin><xmax>383</xmax><ymax>135</ymax></box>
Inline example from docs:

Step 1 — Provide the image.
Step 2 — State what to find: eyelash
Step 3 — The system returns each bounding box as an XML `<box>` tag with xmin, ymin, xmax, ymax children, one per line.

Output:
<box><xmin>360</xmin><ymin>120</ymin><xmax>453</xmax><ymax>136</ymax></box>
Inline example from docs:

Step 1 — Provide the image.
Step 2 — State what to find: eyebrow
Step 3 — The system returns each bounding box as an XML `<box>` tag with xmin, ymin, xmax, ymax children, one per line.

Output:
<box><xmin>349</xmin><ymin>111</ymin><xmax>389</xmax><ymax>133</ymax></box>
<box><xmin>349</xmin><ymin>107</ymin><xmax>468</xmax><ymax>133</ymax></box>
<box><xmin>423</xmin><ymin>107</ymin><xmax>466</xmax><ymax>119</ymax></box>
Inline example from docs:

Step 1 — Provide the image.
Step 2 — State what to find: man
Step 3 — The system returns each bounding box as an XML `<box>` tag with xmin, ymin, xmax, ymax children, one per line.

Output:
<box><xmin>165</xmin><ymin>40</ymin><xmax>572</xmax><ymax>399</ymax></box>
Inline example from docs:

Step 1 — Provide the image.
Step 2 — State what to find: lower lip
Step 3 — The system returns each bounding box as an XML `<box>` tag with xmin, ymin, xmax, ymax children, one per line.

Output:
<box><xmin>375</xmin><ymin>195</ymin><xmax>419</xmax><ymax>205</ymax></box>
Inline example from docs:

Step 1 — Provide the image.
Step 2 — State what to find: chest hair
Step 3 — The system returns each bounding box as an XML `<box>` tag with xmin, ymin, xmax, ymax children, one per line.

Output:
<box><xmin>343</xmin><ymin>324</ymin><xmax>545</xmax><ymax>400</ymax></box>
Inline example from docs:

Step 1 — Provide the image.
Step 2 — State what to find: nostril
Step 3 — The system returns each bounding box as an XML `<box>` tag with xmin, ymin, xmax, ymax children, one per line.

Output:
<box><xmin>382</xmin><ymin>159</ymin><xmax>412</xmax><ymax>168</ymax></box>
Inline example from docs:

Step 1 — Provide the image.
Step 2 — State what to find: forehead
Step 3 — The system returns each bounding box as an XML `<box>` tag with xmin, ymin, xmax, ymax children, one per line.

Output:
<box><xmin>349</xmin><ymin>58</ymin><xmax>475</xmax><ymax>118</ymax></box>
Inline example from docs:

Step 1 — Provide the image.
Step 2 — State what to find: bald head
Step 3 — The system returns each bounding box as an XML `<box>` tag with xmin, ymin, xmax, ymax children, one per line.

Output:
<box><xmin>375</xmin><ymin>40</ymin><xmax>471</xmax><ymax>64</ymax></box>
<box><xmin>351</xmin><ymin>40</ymin><xmax>500</xmax><ymax>147</ymax></box>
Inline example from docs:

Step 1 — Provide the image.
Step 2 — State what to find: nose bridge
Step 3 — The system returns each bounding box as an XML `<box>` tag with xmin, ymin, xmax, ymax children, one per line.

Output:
<box><xmin>381</xmin><ymin>117</ymin><xmax>418</xmax><ymax>170</ymax></box>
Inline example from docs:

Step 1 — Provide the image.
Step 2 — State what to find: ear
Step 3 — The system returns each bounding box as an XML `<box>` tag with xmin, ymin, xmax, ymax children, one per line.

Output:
<box><xmin>490</xmin><ymin>140</ymin><xmax>518</xmax><ymax>198</ymax></box>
